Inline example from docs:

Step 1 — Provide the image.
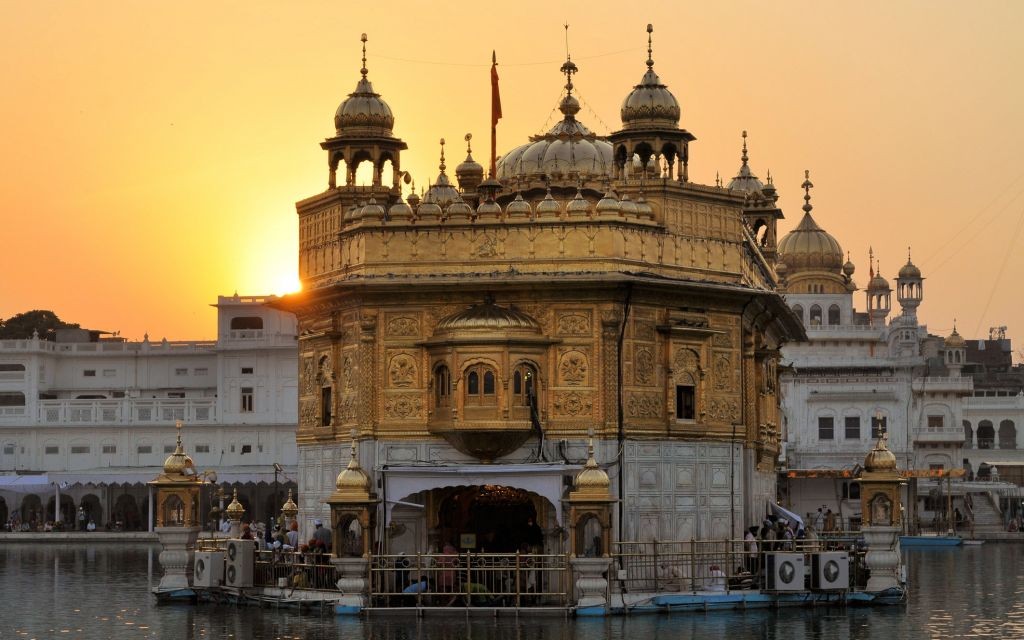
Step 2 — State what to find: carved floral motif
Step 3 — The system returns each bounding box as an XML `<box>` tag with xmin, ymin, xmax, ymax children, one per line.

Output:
<box><xmin>707</xmin><ymin>398</ymin><xmax>740</xmax><ymax>422</ymax></box>
<box><xmin>300</xmin><ymin>357</ymin><xmax>315</xmax><ymax>395</ymax></box>
<box><xmin>299</xmin><ymin>398</ymin><xmax>317</xmax><ymax>427</ymax></box>
<box><xmin>388</xmin><ymin>354</ymin><xmax>417</xmax><ymax>387</ymax></box>
<box><xmin>384</xmin><ymin>394</ymin><xmax>423</xmax><ymax>419</ymax></box>
<box><xmin>713</xmin><ymin>354</ymin><xmax>733</xmax><ymax>391</ymax></box>
<box><xmin>559</xmin><ymin>351</ymin><xmax>589</xmax><ymax>386</ymax></box>
<box><xmin>341</xmin><ymin>356</ymin><xmax>354</xmax><ymax>390</ymax></box>
<box><xmin>634</xmin><ymin>347</ymin><xmax>654</xmax><ymax>385</ymax></box>
<box><xmin>552</xmin><ymin>391</ymin><xmax>593</xmax><ymax>417</ymax></box>
<box><xmin>626</xmin><ymin>393</ymin><xmax>661</xmax><ymax>418</ymax></box>
<box><xmin>386</xmin><ymin>316</ymin><xmax>419</xmax><ymax>337</ymax></box>
<box><xmin>557</xmin><ymin>313</ymin><xmax>590</xmax><ymax>336</ymax></box>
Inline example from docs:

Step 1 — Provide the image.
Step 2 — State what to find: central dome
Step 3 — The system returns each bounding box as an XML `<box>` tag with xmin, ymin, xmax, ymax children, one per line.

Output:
<box><xmin>619</xmin><ymin>26</ymin><xmax>681</xmax><ymax>130</ymax></box>
<box><xmin>334</xmin><ymin>35</ymin><xmax>394</xmax><ymax>136</ymax></box>
<box><xmin>496</xmin><ymin>61</ymin><xmax>613</xmax><ymax>183</ymax></box>
<box><xmin>777</xmin><ymin>212</ymin><xmax>844</xmax><ymax>271</ymax></box>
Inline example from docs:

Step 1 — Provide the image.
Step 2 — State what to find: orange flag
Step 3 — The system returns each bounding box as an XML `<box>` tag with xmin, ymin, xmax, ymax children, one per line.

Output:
<box><xmin>491</xmin><ymin>50</ymin><xmax>502</xmax><ymax>127</ymax></box>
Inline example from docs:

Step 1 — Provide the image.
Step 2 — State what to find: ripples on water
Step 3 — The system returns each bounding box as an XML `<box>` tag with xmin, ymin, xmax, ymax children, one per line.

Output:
<box><xmin>0</xmin><ymin>543</ymin><xmax>1020</xmax><ymax>639</ymax></box>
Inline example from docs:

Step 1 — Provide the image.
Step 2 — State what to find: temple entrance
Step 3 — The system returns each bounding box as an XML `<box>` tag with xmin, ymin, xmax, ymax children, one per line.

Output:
<box><xmin>436</xmin><ymin>485</ymin><xmax>543</xmax><ymax>553</ymax></box>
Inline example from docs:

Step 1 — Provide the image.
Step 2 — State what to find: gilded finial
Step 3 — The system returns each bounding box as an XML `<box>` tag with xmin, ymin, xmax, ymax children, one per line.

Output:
<box><xmin>907</xmin><ymin>246</ymin><xmax>912</xmax><ymax>263</ymax></box>
<box><xmin>360</xmin><ymin>33</ymin><xmax>368</xmax><ymax>79</ymax></box>
<box><xmin>439</xmin><ymin>138</ymin><xmax>446</xmax><ymax>173</ymax></box>
<box><xmin>175</xmin><ymin>419</ymin><xmax>183</xmax><ymax>449</ymax></box>
<box><xmin>741</xmin><ymin>130</ymin><xmax>749</xmax><ymax>166</ymax></box>
<box><xmin>715</xmin><ymin>171</ymin><xmax>721</xmax><ymax>187</ymax></box>
<box><xmin>767</xmin><ymin>169</ymin><xmax>773</xmax><ymax>185</ymax></box>
<box><xmin>560</xmin><ymin>24</ymin><xmax>578</xmax><ymax>95</ymax></box>
<box><xmin>801</xmin><ymin>169</ymin><xmax>813</xmax><ymax>214</ymax></box>
<box><xmin>349</xmin><ymin>427</ymin><xmax>358</xmax><ymax>459</ymax></box>
<box><xmin>869</xmin><ymin>246</ymin><xmax>875</xmax><ymax>278</ymax></box>
<box><xmin>646</xmin><ymin>24</ymin><xmax>654</xmax><ymax>70</ymax></box>
<box><xmin>465</xmin><ymin>132</ymin><xmax>473</xmax><ymax>156</ymax></box>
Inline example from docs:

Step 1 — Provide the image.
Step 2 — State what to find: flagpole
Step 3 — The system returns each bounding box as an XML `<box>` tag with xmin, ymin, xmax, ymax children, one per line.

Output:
<box><xmin>490</xmin><ymin>50</ymin><xmax>500</xmax><ymax>178</ymax></box>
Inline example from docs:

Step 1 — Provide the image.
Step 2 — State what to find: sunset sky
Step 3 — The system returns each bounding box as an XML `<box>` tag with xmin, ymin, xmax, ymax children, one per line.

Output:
<box><xmin>2</xmin><ymin>2</ymin><xmax>1023</xmax><ymax>352</ymax></box>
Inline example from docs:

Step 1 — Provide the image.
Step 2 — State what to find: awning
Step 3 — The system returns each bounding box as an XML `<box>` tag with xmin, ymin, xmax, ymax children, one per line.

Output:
<box><xmin>382</xmin><ymin>463</ymin><xmax>578</xmax><ymax>525</ymax></box>
<box><xmin>0</xmin><ymin>474</ymin><xmax>51</xmax><ymax>493</ymax></box>
<box><xmin>48</xmin><ymin>465</ymin><xmax>298</xmax><ymax>487</ymax></box>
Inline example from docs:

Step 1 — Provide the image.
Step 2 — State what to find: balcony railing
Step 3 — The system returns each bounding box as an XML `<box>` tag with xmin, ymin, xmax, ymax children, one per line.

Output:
<box><xmin>34</xmin><ymin>398</ymin><xmax>217</xmax><ymax>425</ymax></box>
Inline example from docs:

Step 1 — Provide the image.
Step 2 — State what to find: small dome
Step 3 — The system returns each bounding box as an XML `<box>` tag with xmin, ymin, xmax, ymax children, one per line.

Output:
<box><xmin>456</xmin><ymin>134</ymin><xmax>485</xmax><ymax>192</ymax></box>
<box><xmin>434</xmin><ymin>300</ymin><xmax>542</xmax><ymax>335</ymax></box>
<box><xmin>566</xmin><ymin>189</ymin><xmax>591</xmax><ymax>216</ymax></box>
<box><xmin>280</xmin><ymin>488</ymin><xmax>298</xmax><ymax>518</ymax></box>
<box><xmin>426</xmin><ymin>175</ymin><xmax>460</xmax><ymax>209</ymax></box>
<box><xmin>361</xmin><ymin>197</ymin><xmax>386</xmax><ymax>220</ymax></box>
<box><xmin>571</xmin><ymin>439</ymin><xmax>611</xmax><ymax>500</ymax></box>
<box><xmin>334</xmin><ymin>37</ymin><xmax>394</xmax><ymax>136</ymax></box>
<box><xmin>536</xmin><ymin>189</ymin><xmax>562</xmax><ymax>217</ymax></box>
<box><xmin>388</xmin><ymin>198</ymin><xmax>413</xmax><ymax>220</ymax></box>
<box><xmin>619</xmin><ymin>195</ymin><xmax>638</xmax><ymax>217</ymax></box>
<box><xmin>726</xmin><ymin>131</ymin><xmax>765</xmax><ymax>194</ymax></box>
<box><xmin>225</xmin><ymin>488</ymin><xmax>245</xmax><ymax>519</ymax></box>
<box><xmin>162</xmin><ymin>430</ymin><xmax>194</xmax><ymax>476</ymax></box>
<box><xmin>477</xmin><ymin>199</ymin><xmax>503</xmax><ymax>217</ymax></box>
<box><xmin>635</xmin><ymin>195</ymin><xmax>654</xmax><ymax>219</ymax></box>
<box><xmin>777</xmin><ymin>172</ymin><xmax>844</xmax><ymax>273</ymax></box>
<box><xmin>843</xmin><ymin>259</ymin><xmax>856</xmax><ymax>277</ymax></box>
<box><xmin>619</xmin><ymin>26</ymin><xmax>681</xmax><ymax>130</ymax></box>
<box><xmin>898</xmin><ymin>257</ymin><xmax>921</xmax><ymax>280</ymax></box>
<box><xmin>505</xmin><ymin>193</ymin><xmax>533</xmax><ymax>218</ymax></box>
<box><xmin>864</xmin><ymin>436</ymin><xmax>898</xmax><ymax>473</ymax></box>
<box><xmin>416</xmin><ymin>199</ymin><xmax>442</xmax><ymax>220</ymax></box>
<box><xmin>336</xmin><ymin>456</ymin><xmax>370</xmax><ymax>493</ymax></box>
<box><xmin>407</xmin><ymin>188</ymin><xmax>421</xmax><ymax>208</ymax></box>
<box><xmin>446</xmin><ymin>196</ymin><xmax>474</xmax><ymax>220</ymax></box>
<box><xmin>868</xmin><ymin>271</ymin><xmax>891</xmax><ymax>292</ymax></box>
<box><xmin>946</xmin><ymin>326</ymin><xmax>966</xmax><ymax>348</ymax></box>
<box><xmin>596</xmin><ymin>190</ymin><xmax>620</xmax><ymax>215</ymax></box>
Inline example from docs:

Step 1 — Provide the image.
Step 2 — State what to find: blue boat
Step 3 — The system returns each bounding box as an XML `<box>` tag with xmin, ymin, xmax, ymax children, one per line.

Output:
<box><xmin>899</xmin><ymin>535</ymin><xmax>962</xmax><ymax>547</ymax></box>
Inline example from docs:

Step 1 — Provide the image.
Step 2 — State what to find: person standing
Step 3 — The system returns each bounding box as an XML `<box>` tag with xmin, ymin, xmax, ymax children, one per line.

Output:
<box><xmin>744</xmin><ymin>526</ymin><xmax>759</xmax><ymax>575</ymax></box>
<box><xmin>312</xmin><ymin>518</ymin><xmax>332</xmax><ymax>553</ymax></box>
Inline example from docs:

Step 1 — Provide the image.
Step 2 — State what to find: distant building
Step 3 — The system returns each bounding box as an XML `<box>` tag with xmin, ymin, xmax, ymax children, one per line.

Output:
<box><xmin>775</xmin><ymin>179</ymin><xmax>973</xmax><ymax>528</ymax></box>
<box><xmin>0</xmin><ymin>295</ymin><xmax>298</xmax><ymax>530</ymax></box>
<box><xmin>962</xmin><ymin>334</ymin><xmax>1024</xmax><ymax>486</ymax></box>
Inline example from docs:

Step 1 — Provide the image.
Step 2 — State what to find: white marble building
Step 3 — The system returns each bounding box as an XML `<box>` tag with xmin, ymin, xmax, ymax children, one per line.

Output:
<box><xmin>770</xmin><ymin>174</ymin><xmax>972</xmax><ymax>525</ymax></box>
<box><xmin>0</xmin><ymin>295</ymin><xmax>298</xmax><ymax>530</ymax></box>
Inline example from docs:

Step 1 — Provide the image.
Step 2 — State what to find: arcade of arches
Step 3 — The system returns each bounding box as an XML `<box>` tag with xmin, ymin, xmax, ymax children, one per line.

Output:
<box><xmin>0</xmin><ymin>480</ymin><xmax>296</xmax><ymax>531</ymax></box>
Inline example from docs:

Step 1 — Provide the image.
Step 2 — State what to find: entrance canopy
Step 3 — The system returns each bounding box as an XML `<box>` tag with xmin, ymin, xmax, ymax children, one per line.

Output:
<box><xmin>383</xmin><ymin>463</ymin><xmax>578</xmax><ymax>525</ymax></box>
<box><xmin>0</xmin><ymin>474</ymin><xmax>50</xmax><ymax>493</ymax></box>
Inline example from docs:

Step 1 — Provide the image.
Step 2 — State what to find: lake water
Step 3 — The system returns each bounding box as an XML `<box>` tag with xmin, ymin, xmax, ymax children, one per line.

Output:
<box><xmin>1</xmin><ymin>542</ymin><xmax>1022</xmax><ymax>639</ymax></box>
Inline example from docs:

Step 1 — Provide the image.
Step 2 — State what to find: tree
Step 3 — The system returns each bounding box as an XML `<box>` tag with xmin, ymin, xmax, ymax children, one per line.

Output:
<box><xmin>0</xmin><ymin>310</ymin><xmax>80</xmax><ymax>341</ymax></box>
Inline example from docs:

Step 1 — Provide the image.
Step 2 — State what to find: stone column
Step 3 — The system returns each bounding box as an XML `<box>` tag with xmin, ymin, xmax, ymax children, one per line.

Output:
<box><xmin>862</xmin><ymin>526</ymin><xmax>901</xmax><ymax>592</ymax></box>
<box><xmin>571</xmin><ymin>557</ymin><xmax>611</xmax><ymax>614</ymax></box>
<box><xmin>331</xmin><ymin>557</ymin><xmax>369</xmax><ymax>614</ymax></box>
<box><xmin>154</xmin><ymin>525</ymin><xmax>201</xmax><ymax>593</ymax></box>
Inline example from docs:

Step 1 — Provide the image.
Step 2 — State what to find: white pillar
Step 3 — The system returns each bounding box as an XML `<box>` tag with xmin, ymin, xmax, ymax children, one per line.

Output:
<box><xmin>148</xmin><ymin>485</ymin><xmax>154</xmax><ymax>533</ymax></box>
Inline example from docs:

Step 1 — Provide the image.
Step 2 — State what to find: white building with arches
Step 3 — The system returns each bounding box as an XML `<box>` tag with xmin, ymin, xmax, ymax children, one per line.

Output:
<box><xmin>770</xmin><ymin>174</ymin><xmax>972</xmax><ymax>525</ymax></box>
<box><xmin>0</xmin><ymin>295</ymin><xmax>298</xmax><ymax>531</ymax></box>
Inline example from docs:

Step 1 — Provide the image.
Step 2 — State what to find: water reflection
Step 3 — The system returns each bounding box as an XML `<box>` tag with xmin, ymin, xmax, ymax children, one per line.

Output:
<box><xmin>0</xmin><ymin>544</ymin><xmax>1022</xmax><ymax>639</ymax></box>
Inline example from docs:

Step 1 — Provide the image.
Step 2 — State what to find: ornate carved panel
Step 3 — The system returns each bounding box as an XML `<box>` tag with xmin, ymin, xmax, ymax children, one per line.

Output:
<box><xmin>626</xmin><ymin>392</ymin><xmax>661</xmax><ymax>418</ymax></box>
<box><xmin>634</xmin><ymin>346</ymin><xmax>655</xmax><ymax>385</ymax></box>
<box><xmin>384</xmin><ymin>394</ymin><xmax>424</xmax><ymax>419</ymax></box>
<box><xmin>556</xmin><ymin>312</ymin><xmax>591</xmax><ymax>336</ymax></box>
<box><xmin>557</xmin><ymin>349</ymin><xmax>589</xmax><ymax>386</ymax></box>
<box><xmin>387</xmin><ymin>352</ymin><xmax>418</xmax><ymax>388</ymax></box>
<box><xmin>385</xmin><ymin>314</ymin><xmax>420</xmax><ymax>338</ymax></box>
<box><xmin>552</xmin><ymin>391</ymin><xmax>593</xmax><ymax>417</ymax></box>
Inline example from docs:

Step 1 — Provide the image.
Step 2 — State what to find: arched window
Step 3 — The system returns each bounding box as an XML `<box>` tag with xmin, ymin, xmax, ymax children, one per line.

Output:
<box><xmin>512</xmin><ymin>364</ymin><xmax>537</xmax><ymax>407</ymax></box>
<box><xmin>999</xmin><ymin>420</ymin><xmax>1016</xmax><ymax>450</ymax></box>
<box><xmin>230</xmin><ymin>316</ymin><xmax>263</xmax><ymax>330</ymax></box>
<box><xmin>434</xmin><ymin>365</ymin><xmax>451</xmax><ymax>408</ymax></box>
<box><xmin>792</xmin><ymin>305</ymin><xmax>804</xmax><ymax>325</ymax></box>
<box><xmin>465</xmin><ymin>364</ymin><xmax>498</xmax><ymax>406</ymax></box>
<box><xmin>809</xmin><ymin>305</ymin><xmax>823</xmax><ymax>326</ymax></box>
<box><xmin>828</xmin><ymin>305</ymin><xmax>841</xmax><ymax>326</ymax></box>
<box><xmin>978</xmin><ymin>420</ymin><xmax>995</xmax><ymax>449</ymax></box>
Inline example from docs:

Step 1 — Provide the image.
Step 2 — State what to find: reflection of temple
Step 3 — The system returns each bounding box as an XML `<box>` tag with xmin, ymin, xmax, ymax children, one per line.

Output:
<box><xmin>277</xmin><ymin>28</ymin><xmax>803</xmax><ymax>552</ymax></box>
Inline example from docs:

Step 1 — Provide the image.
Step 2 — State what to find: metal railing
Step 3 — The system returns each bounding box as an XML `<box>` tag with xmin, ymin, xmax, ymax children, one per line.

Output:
<box><xmin>611</xmin><ymin>538</ymin><xmax>868</xmax><ymax>594</ymax></box>
<box><xmin>369</xmin><ymin>552</ymin><xmax>570</xmax><ymax>608</ymax></box>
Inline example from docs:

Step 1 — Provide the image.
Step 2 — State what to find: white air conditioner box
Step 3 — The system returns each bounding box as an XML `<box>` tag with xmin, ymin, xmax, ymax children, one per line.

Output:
<box><xmin>193</xmin><ymin>551</ymin><xmax>225</xmax><ymax>588</ymax></box>
<box><xmin>811</xmin><ymin>552</ymin><xmax>849</xmax><ymax>590</ymax></box>
<box><xmin>225</xmin><ymin>539</ymin><xmax>255</xmax><ymax>588</ymax></box>
<box><xmin>765</xmin><ymin>552</ymin><xmax>805</xmax><ymax>592</ymax></box>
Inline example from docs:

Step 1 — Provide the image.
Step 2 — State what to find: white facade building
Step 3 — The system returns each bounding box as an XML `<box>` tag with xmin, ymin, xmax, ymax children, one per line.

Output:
<box><xmin>0</xmin><ymin>295</ymin><xmax>298</xmax><ymax>531</ymax></box>
<box><xmin>772</xmin><ymin>175</ymin><xmax>972</xmax><ymax>527</ymax></box>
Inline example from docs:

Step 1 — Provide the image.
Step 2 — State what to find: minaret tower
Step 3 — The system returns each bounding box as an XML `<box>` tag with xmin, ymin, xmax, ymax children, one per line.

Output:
<box><xmin>896</xmin><ymin>247</ymin><xmax>924</xmax><ymax>321</ymax></box>
<box><xmin>866</xmin><ymin>249</ymin><xmax>892</xmax><ymax>326</ymax></box>
<box><xmin>608</xmin><ymin>25</ymin><xmax>695</xmax><ymax>182</ymax></box>
<box><xmin>322</xmin><ymin>34</ymin><xmax>408</xmax><ymax>192</ymax></box>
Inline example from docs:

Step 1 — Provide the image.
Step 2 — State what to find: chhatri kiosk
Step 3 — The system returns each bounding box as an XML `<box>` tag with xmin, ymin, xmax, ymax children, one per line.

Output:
<box><xmin>275</xmin><ymin>27</ymin><xmax>805</xmax><ymax>611</ymax></box>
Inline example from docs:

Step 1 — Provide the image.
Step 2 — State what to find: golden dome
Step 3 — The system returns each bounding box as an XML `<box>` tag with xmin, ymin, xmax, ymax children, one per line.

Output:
<box><xmin>571</xmin><ymin>438</ymin><xmax>611</xmax><ymax>499</ymax></box>
<box><xmin>898</xmin><ymin>254</ymin><xmax>922</xmax><ymax>280</ymax></box>
<box><xmin>867</xmin><ymin>271</ymin><xmax>891</xmax><ymax>292</ymax></box>
<box><xmin>225</xmin><ymin>488</ymin><xmax>245</xmax><ymax>519</ymax></box>
<box><xmin>619</xmin><ymin>26</ymin><xmax>681</xmax><ymax>131</ymax></box>
<box><xmin>280</xmin><ymin>488</ymin><xmax>298</xmax><ymax>518</ymax></box>
<box><xmin>864</xmin><ymin>434</ymin><xmax>898</xmax><ymax>473</ymax></box>
<box><xmin>946</xmin><ymin>325</ymin><xmax>966</xmax><ymax>348</ymax></box>
<box><xmin>328</xmin><ymin>435</ymin><xmax>373</xmax><ymax>504</ymax></box>
<box><xmin>777</xmin><ymin>171</ymin><xmax>844</xmax><ymax>273</ymax></box>
<box><xmin>726</xmin><ymin>131</ymin><xmax>765</xmax><ymax>194</ymax></box>
<box><xmin>434</xmin><ymin>300</ymin><xmax>542</xmax><ymax>335</ymax></box>
<box><xmin>162</xmin><ymin>422</ymin><xmax>195</xmax><ymax>476</ymax></box>
<box><xmin>334</xmin><ymin>35</ymin><xmax>395</xmax><ymax>136</ymax></box>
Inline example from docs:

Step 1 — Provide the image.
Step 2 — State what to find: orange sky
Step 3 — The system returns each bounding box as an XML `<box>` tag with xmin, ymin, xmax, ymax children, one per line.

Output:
<box><xmin>2</xmin><ymin>2</ymin><xmax>1023</xmax><ymax>353</ymax></box>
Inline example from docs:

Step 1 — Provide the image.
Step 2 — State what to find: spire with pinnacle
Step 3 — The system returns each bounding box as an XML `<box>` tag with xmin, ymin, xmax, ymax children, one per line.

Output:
<box><xmin>802</xmin><ymin>169</ymin><xmax>814</xmax><ymax>214</ymax></box>
<box><xmin>646</xmin><ymin>23</ymin><xmax>655</xmax><ymax>70</ymax></box>
<box><xmin>360</xmin><ymin>33</ymin><xmax>368</xmax><ymax>79</ymax></box>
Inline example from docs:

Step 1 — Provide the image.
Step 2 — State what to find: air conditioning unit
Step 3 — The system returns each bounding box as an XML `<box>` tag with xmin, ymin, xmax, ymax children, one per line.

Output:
<box><xmin>811</xmin><ymin>552</ymin><xmax>849</xmax><ymax>591</ymax></box>
<box><xmin>765</xmin><ymin>552</ymin><xmax>805</xmax><ymax>592</ymax></box>
<box><xmin>225</xmin><ymin>539</ymin><xmax>254</xmax><ymax>588</ymax></box>
<box><xmin>193</xmin><ymin>551</ymin><xmax>224</xmax><ymax>588</ymax></box>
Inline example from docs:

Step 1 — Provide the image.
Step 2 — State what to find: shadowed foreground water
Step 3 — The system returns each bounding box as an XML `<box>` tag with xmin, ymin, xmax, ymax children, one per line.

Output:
<box><xmin>1</xmin><ymin>543</ymin><xmax>1022</xmax><ymax>639</ymax></box>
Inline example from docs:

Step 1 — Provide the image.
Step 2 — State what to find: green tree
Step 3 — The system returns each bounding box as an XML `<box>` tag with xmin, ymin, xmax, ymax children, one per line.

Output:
<box><xmin>0</xmin><ymin>310</ymin><xmax>80</xmax><ymax>340</ymax></box>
